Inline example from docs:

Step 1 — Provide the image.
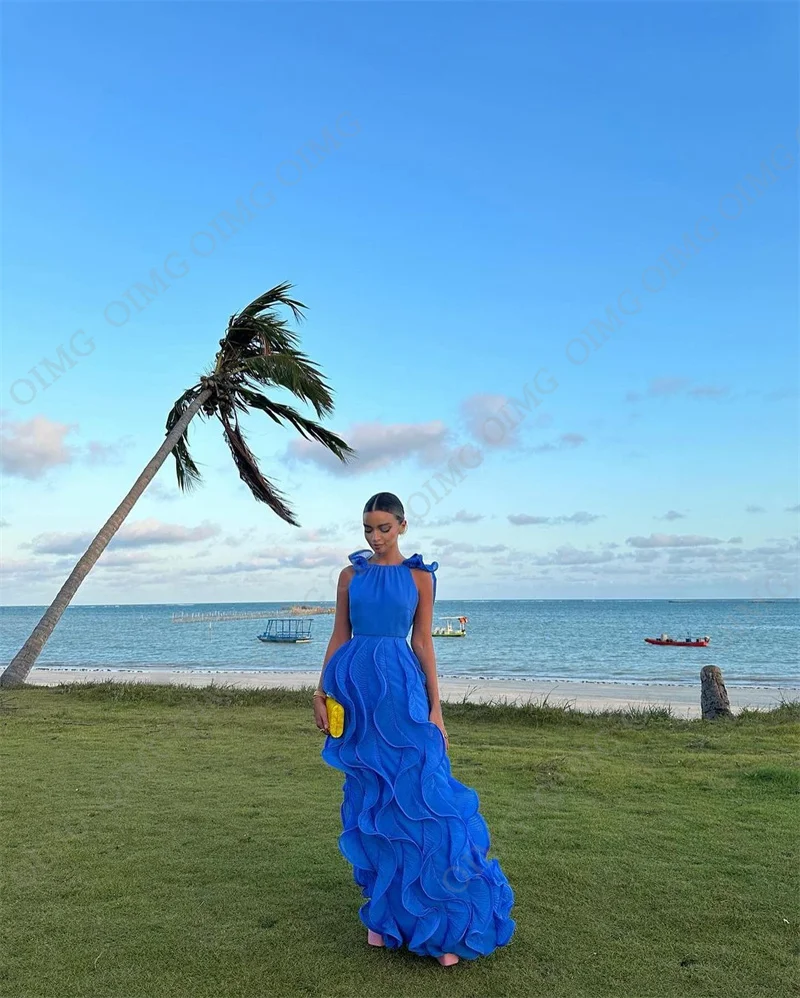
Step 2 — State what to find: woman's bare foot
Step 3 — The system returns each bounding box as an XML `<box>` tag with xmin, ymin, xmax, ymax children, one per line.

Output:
<box><xmin>367</xmin><ymin>929</ymin><xmax>385</xmax><ymax>947</ymax></box>
<box><xmin>437</xmin><ymin>953</ymin><xmax>459</xmax><ymax>966</ymax></box>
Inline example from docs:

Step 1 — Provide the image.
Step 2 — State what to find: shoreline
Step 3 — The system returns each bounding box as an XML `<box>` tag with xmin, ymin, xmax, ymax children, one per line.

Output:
<box><xmin>25</xmin><ymin>664</ymin><xmax>793</xmax><ymax>690</ymax></box>
<box><xmin>24</xmin><ymin>667</ymin><xmax>798</xmax><ymax>719</ymax></box>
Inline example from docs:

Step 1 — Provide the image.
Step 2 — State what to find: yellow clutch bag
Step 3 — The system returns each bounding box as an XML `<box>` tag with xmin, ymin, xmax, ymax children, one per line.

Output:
<box><xmin>325</xmin><ymin>695</ymin><xmax>345</xmax><ymax>738</ymax></box>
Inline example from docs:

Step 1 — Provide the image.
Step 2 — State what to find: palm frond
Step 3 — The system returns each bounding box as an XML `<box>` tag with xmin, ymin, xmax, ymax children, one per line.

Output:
<box><xmin>216</xmin><ymin>283</ymin><xmax>306</xmax><ymax>374</ymax></box>
<box><xmin>240</xmin><ymin>351</ymin><xmax>336</xmax><ymax>418</ymax></box>
<box><xmin>221</xmin><ymin>314</ymin><xmax>300</xmax><ymax>360</ymax></box>
<box><xmin>236</xmin><ymin>387</ymin><xmax>357</xmax><ymax>463</ymax></box>
<box><xmin>165</xmin><ymin>388</ymin><xmax>204</xmax><ymax>491</ymax></box>
<box><xmin>217</xmin><ymin>409</ymin><xmax>300</xmax><ymax>526</ymax></box>
<box><xmin>234</xmin><ymin>281</ymin><xmax>307</xmax><ymax>324</ymax></box>
<box><xmin>176</xmin><ymin>281</ymin><xmax>354</xmax><ymax>526</ymax></box>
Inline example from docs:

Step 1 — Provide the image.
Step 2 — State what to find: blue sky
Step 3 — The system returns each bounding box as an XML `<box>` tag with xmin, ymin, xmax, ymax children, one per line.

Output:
<box><xmin>1</xmin><ymin>1</ymin><xmax>798</xmax><ymax>604</ymax></box>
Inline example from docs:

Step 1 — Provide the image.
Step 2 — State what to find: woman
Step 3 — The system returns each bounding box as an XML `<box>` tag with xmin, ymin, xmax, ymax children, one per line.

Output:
<box><xmin>313</xmin><ymin>492</ymin><xmax>516</xmax><ymax>967</ymax></box>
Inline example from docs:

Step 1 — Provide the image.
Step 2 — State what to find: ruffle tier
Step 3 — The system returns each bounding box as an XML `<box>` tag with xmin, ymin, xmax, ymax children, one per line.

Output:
<box><xmin>321</xmin><ymin>631</ymin><xmax>516</xmax><ymax>960</ymax></box>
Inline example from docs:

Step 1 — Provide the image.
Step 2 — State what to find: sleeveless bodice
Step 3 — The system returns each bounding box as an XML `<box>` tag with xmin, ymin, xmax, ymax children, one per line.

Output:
<box><xmin>347</xmin><ymin>549</ymin><xmax>438</xmax><ymax>638</ymax></box>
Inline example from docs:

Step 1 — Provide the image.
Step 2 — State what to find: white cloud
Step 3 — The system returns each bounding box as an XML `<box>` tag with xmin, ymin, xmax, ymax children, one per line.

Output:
<box><xmin>83</xmin><ymin>436</ymin><xmax>136</xmax><ymax>465</ymax></box>
<box><xmin>144</xmin><ymin>480</ymin><xmax>181</xmax><ymax>502</ymax></box>
<box><xmin>293</xmin><ymin>525</ymin><xmax>341</xmax><ymax>542</ymax></box>
<box><xmin>647</xmin><ymin>377</ymin><xmax>692</xmax><ymax>397</ymax></box>
<box><xmin>508</xmin><ymin>511</ymin><xmax>602</xmax><ymax>526</ymax></box>
<box><xmin>222</xmin><ymin>526</ymin><xmax>259</xmax><ymax>547</ymax></box>
<box><xmin>206</xmin><ymin>544</ymin><xmax>348</xmax><ymax>574</ymax></box>
<box><xmin>0</xmin><ymin>415</ymin><xmax>77</xmax><ymax>479</ymax></box>
<box><xmin>27</xmin><ymin>518</ymin><xmax>221</xmax><ymax>555</ymax></box>
<box><xmin>431</xmin><ymin>538</ymin><xmax>508</xmax><ymax>555</ymax></box>
<box><xmin>422</xmin><ymin>509</ymin><xmax>485</xmax><ymax>527</ymax></box>
<box><xmin>0</xmin><ymin>557</ymin><xmax>72</xmax><ymax>582</ymax></box>
<box><xmin>530</xmin><ymin>433</ymin><xmax>587</xmax><ymax>454</ymax></box>
<box><xmin>459</xmin><ymin>392</ymin><xmax>553</xmax><ymax>450</ymax></box>
<box><xmin>111</xmin><ymin>518</ymin><xmax>222</xmax><ymax>549</ymax></box>
<box><xmin>453</xmin><ymin>509</ymin><xmax>484</xmax><ymax>523</ymax></box>
<box><xmin>625</xmin><ymin>377</ymin><xmax>729</xmax><ymax>403</ymax></box>
<box><xmin>0</xmin><ymin>415</ymin><xmax>134</xmax><ymax>480</ymax></box>
<box><xmin>97</xmin><ymin>550</ymin><xmax>165</xmax><ymax>568</ymax></box>
<box><xmin>529</xmin><ymin>545</ymin><xmax>615</xmax><ymax>566</ymax></box>
<box><xmin>687</xmin><ymin>385</ymin><xmax>730</xmax><ymax>400</ymax></box>
<box><xmin>625</xmin><ymin>534</ymin><xmax>724</xmax><ymax>548</ymax></box>
<box><xmin>286</xmin><ymin>420</ymin><xmax>450</xmax><ymax>475</ymax></box>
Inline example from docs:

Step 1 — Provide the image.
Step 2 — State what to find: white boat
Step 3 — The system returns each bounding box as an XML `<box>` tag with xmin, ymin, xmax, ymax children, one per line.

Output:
<box><xmin>432</xmin><ymin>615</ymin><xmax>468</xmax><ymax>638</ymax></box>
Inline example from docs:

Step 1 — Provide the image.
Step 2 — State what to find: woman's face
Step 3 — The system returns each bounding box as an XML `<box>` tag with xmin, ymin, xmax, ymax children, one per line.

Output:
<box><xmin>363</xmin><ymin>511</ymin><xmax>405</xmax><ymax>553</ymax></box>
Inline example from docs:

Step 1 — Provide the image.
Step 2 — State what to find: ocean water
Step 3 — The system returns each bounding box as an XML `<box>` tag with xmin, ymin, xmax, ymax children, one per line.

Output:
<box><xmin>1</xmin><ymin>600</ymin><xmax>797</xmax><ymax>688</ymax></box>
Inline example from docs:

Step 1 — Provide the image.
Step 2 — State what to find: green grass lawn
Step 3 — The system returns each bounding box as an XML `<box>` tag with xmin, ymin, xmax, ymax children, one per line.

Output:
<box><xmin>1</xmin><ymin>682</ymin><xmax>798</xmax><ymax>998</ymax></box>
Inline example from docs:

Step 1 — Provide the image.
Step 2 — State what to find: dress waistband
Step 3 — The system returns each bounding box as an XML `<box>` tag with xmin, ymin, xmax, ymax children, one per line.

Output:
<box><xmin>351</xmin><ymin>632</ymin><xmax>408</xmax><ymax>640</ymax></box>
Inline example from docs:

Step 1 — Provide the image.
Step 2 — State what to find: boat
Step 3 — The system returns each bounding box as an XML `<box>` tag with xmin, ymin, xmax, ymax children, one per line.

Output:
<box><xmin>644</xmin><ymin>633</ymin><xmax>710</xmax><ymax>647</ymax></box>
<box><xmin>257</xmin><ymin>618</ymin><xmax>313</xmax><ymax>643</ymax></box>
<box><xmin>432</xmin><ymin>615</ymin><xmax>468</xmax><ymax>638</ymax></box>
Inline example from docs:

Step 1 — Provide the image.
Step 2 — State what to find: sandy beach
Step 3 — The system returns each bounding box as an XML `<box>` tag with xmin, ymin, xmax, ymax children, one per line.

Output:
<box><xmin>25</xmin><ymin>667</ymin><xmax>797</xmax><ymax>720</ymax></box>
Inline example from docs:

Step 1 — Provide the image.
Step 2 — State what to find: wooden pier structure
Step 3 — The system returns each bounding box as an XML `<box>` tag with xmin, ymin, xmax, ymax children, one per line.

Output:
<box><xmin>171</xmin><ymin>606</ymin><xmax>334</xmax><ymax>624</ymax></box>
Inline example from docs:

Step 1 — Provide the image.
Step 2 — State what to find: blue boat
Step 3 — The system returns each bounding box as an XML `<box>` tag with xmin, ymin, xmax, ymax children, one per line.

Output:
<box><xmin>257</xmin><ymin>617</ymin><xmax>313</xmax><ymax>644</ymax></box>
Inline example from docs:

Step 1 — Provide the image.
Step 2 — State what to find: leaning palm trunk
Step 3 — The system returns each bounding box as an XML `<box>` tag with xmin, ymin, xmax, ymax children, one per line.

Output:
<box><xmin>0</xmin><ymin>389</ymin><xmax>211</xmax><ymax>688</ymax></box>
<box><xmin>1</xmin><ymin>282</ymin><xmax>355</xmax><ymax>689</ymax></box>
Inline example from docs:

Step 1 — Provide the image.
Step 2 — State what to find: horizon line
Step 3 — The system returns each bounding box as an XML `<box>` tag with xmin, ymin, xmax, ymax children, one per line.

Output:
<box><xmin>1</xmin><ymin>597</ymin><xmax>798</xmax><ymax>609</ymax></box>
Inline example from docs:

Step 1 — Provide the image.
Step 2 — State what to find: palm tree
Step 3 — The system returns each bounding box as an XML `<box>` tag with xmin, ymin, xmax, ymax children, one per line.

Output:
<box><xmin>1</xmin><ymin>283</ymin><xmax>355</xmax><ymax>688</ymax></box>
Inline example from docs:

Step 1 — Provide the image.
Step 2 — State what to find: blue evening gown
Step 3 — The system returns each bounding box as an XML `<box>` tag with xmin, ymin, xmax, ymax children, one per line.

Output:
<box><xmin>320</xmin><ymin>549</ymin><xmax>516</xmax><ymax>961</ymax></box>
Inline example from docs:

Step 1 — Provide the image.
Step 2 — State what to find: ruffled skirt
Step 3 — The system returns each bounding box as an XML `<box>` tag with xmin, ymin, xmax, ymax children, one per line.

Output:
<box><xmin>320</xmin><ymin>634</ymin><xmax>516</xmax><ymax>960</ymax></box>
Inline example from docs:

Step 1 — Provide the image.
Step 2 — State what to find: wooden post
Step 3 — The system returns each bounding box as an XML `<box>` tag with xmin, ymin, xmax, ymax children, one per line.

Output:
<box><xmin>700</xmin><ymin>665</ymin><xmax>734</xmax><ymax>720</ymax></box>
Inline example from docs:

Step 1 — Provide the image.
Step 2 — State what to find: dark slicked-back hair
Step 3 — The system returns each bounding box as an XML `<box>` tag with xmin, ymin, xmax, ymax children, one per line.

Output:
<box><xmin>363</xmin><ymin>492</ymin><xmax>405</xmax><ymax>523</ymax></box>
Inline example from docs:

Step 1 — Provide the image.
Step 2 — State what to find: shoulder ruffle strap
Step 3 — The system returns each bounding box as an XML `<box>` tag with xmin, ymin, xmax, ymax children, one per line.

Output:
<box><xmin>348</xmin><ymin>549</ymin><xmax>373</xmax><ymax>573</ymax></box>
<box><xmin>404</xmin><ymin>553</ymin><xmax>439</xmax><ymax>602</ymax></box>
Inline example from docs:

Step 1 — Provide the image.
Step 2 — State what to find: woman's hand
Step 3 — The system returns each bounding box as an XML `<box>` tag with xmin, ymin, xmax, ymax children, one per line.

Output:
<box><xmin>313</xmin><ymin>697</ymin><xmax>330</xmax><ymax>735</ymax></box>
<box><xmin>429</xmin><ymin>706</ymin><xmax>449</xmax><ymax>750</ymax></box>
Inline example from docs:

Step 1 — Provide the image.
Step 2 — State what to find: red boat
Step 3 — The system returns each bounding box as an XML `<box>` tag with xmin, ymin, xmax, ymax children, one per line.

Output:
<box><xmin>645</xmin><ymin>633</ymin><xmax>710</xmax><ymax>647</ymax></box>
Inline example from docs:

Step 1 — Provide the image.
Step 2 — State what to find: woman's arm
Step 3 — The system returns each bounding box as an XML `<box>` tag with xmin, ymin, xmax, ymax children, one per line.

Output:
<box><xmin>314</xmin><ymin>566</ymin><xmax>354</xmax><ymax>693</ymax></box>
<box><xmin>410</xmin><ymin>572</ymin><xmax>449</xmax><ymax>748</ymax></box>
<box><xmin>409</xmin><ymin>571</ymin><xmax>442</xmax><ymax>711</ymax></box>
